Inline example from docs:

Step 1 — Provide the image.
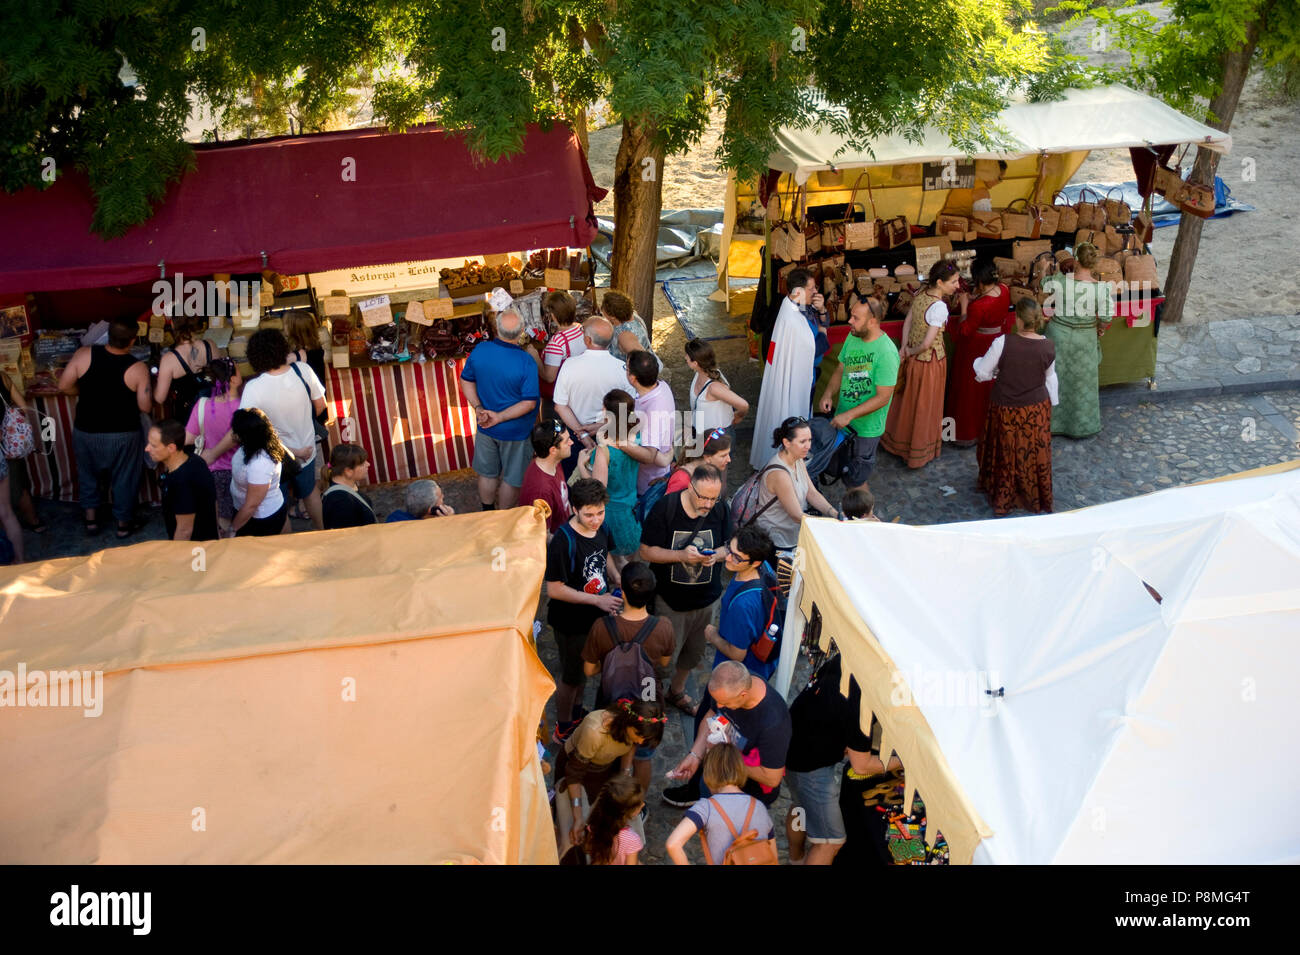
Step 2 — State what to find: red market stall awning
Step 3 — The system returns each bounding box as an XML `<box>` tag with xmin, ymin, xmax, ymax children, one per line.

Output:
<box><xmin>0</xmin><ymin>124</ymin><xmax>606</xmax><ymax>295</ymax></box>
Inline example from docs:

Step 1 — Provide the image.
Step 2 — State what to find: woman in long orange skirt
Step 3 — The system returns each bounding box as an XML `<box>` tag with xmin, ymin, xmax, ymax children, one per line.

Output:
<box><xmin>882</xmin><ymin>260</ymin><xmax>961</xmax><ymax>468</ymax></box>
<box><xmin>973</xmin><ymin>298</ymin><xmax>1059</xmax><ymax>516</ymax></box>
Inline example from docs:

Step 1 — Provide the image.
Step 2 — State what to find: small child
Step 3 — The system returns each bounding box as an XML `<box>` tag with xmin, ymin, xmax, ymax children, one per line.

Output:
<box><xmin>842</xmin><ymin>487</ymin><xmax>879</xmax><ymax>522</ymax></box>
<box><xmin>581</xmin><ymin>776</ymin><xmax>645</xmax><ymax>865</ymax></box>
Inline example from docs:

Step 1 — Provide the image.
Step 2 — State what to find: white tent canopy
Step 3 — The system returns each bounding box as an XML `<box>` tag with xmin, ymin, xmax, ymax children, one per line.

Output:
<box><xmin>784</xmin><ymin>463</ymin><xmax>1300</xmax><ymax>864</ymax></box>
<box><xmin>769</xmin><ymin>84</ymin><xmax>1232</xmax><ymax>183</ymax></box>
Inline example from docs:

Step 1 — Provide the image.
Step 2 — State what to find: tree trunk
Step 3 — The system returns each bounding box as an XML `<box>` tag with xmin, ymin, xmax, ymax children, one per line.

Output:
<box><xmin>1160</xmin><ymin>17</ymin><xmax>1263</xmax><ymax>324</ymax></box>
<box><xmin>609</xmin><ymin>117</ymin><xmax>664</xmax><ymax>331</ymax></box>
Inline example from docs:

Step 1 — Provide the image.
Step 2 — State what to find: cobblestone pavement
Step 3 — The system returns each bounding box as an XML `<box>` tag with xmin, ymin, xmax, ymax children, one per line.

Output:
<box><xmin>1152</xmin><ymin>314</ymin><xmax>1300</xmax><ymax>390</ymax></box>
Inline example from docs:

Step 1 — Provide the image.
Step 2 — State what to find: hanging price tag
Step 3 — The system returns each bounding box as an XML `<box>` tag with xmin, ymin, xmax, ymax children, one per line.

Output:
<box><xmin>509</xmin><ymin>279</ymin><xmax>524</xmax><ymax>296</ymax></box>
<box><xmin>406</xmin><ymin>302</ymin><xmax>433</xmax><ymax>326</ymax></box>
<box><xmin>358</xmin><ymin>294</ymin><xmax>393</xmax><ymax>328</ymax></box>
<box><xmin>544</xmin><ymin>268</ymin><xmax>570</xmax><ymax>290</ymax></box>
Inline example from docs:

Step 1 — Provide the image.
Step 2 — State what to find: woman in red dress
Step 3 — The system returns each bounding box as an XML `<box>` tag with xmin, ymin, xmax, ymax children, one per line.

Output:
<box><xmin>945</xmin><ymin>260</ymin><xmax>1014</xmax><ymax>446</ymax></box>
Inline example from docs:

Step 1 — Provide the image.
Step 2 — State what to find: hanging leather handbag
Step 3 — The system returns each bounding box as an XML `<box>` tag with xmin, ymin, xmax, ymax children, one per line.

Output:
<box><xmin>1175</xmin><ymin>178</ymin><xmax>1216</xmax><ymax>218</ymax></box>
<box><xmin>844</xmin><ymin>175</ymin><xmax>881</xmax><ymax>251</ymax></box>
<box><xmin>1152</xmin><ymin>164</ymin><xmax>1185</xmax><ymax>200</ymax></box>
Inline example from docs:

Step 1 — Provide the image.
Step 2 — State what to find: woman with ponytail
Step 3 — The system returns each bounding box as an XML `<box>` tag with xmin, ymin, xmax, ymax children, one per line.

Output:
<box><xmin>685</xmin><ymin>338</ymin><xmax>748</xmax><ymax>436</ymax></box>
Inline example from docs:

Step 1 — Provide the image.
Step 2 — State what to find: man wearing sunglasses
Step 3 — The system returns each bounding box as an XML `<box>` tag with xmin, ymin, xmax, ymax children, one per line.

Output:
<box><xmin>638</xmin><ymin>464</ymin><xmax>733</xmax><ymax>718</ymax></box>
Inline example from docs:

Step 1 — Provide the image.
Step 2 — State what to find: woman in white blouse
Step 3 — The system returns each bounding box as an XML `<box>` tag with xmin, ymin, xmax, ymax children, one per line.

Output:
<box><xmin>684</xmin><ymin>338</ymin><xmax>748</xmax><ymax>436</ymax></box>
<box><xmin>229</xmin><ymin>408</ymin><xmax>289</xmax><ymax>536</ymax></box>
<box><xmin>972</xmin><ymin>297</ymin><xmax>1059</xmax><ymax>516</ymax></box>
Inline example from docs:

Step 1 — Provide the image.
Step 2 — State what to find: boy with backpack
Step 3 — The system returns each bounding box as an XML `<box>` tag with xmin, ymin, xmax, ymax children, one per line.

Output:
<box><xmin>704</xmin><ymin>525</ymin><xmax>782</xmax><ymax>681</ymax></box>
<box><xmin>581</xmin><ymin>561</ymin><xmax>675</xmax><ymax>792</ymax></box>
<box><xmin>545</xmin><ymin>479</ymin><xmax>622</xmax><ymax>740</ymax></box>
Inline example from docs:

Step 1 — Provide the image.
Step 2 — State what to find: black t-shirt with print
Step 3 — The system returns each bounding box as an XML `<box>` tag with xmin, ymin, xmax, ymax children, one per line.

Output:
<box><xmin>159</xmin><ymin>453</ymin><xmax>218</xmax><ymax>541</ymax></box>
<box><xmin>786</xmin><ymin>654</ymin><xmax>876</xmax><ymax>772</ymax></box>
<box><xmin>639</xmin><ymin>490</ymin><xmax>733</xmax><ymax>612</ymax></box>
<box><xmin>545</xmin><ymin>520</ymin><xmax>614</xmax><ymax>636</ymax></box>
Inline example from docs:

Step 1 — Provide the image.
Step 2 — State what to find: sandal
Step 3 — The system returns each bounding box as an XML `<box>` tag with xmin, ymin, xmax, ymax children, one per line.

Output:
<box><xmin>116</xmin><ymin>520</ymin><xmax>139</xmax><ymax>540</ymax></box>
<box><xmin>666</xmin><ymin>689</ymin><xmax>699</xmax><ymax>717</ymax></box>
<box><xmin>84</xmin><ymin>517</ymin><xmax>101</xmax><ymax>537</ymax></box>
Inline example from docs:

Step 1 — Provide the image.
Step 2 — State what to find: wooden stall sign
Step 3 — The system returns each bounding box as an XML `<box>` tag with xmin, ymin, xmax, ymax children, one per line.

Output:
<box><xmin>423</xmin><ymin>298</ymin><xmax>455</xmax><ymax>321</ymax></box>
<box><xmin>405</xmin><ymin>302</ymin><xmax>433</xmax><ymax>326</ymax></box>
<box><xmin>544</xmin><ymin>268</ymin><xmax>571</xmax><ymax>290</ymax></box>
<box><xmin>323</xmin><ymin>292</ymin><xmax>352</xmax><ymax>317</ymax></box>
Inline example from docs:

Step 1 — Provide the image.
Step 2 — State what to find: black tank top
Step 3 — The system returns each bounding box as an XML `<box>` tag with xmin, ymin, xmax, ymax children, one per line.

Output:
<box><xmin>74</xmin><ymin>346</ymin><xmax>142</xmax><ymax>433</ymax></box>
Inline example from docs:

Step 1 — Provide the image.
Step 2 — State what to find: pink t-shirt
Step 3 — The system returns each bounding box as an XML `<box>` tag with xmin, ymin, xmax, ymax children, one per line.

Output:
<box><xmin>186</xmin><ymin>396</ymin><xmax>239</xmax><ymax>471</ymax></box>
<box><xmin>634</xmin><ymin>380</ymin><xmax>676</xmax><ymax>495</ymax></box>
<box><xmin>612</xmin><ymin>827</ymin><xmax>643</xmax><ymax>864</ymax></box>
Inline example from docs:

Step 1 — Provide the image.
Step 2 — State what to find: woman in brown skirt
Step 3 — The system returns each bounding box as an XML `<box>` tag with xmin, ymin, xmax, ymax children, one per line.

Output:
<box><xmin>882</xmin><ymin>260</ymin><xmax>961</xmax><ymax>468</ymax></box>
<box><xmin>973</xmin><ymin>298</ymin><xmax>1059</xmax><ymax>516</ymax></box>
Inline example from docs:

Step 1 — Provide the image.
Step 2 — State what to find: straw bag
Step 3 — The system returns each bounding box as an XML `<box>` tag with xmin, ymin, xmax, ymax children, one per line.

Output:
<box><xmin>1152</xmin><ymin>164</ymin><xmax>1185</xmax><ymax>200</ymax></box>
<box><xmin>1104</xmin><ymin>187</ymin><xmax>1133</xmax><ymax>226</ymax></box>
<box><xmin>971</xmin><ymin>210</ymin><xmax>1002</xmax><ymax>238</ymax></box>
<box><xmin>1013</xmin><ymin>239</ymin><xmax>1052</xmax><ymax>266</ymax></box>
<box><xmin>1032</xmin><ymin>202</ymin><xmax>1061</xmax><ymax>235</ymax></box>
<box><xmin>935</xmin><ymin>212</ymin><xmax>969</xmax><ymax>236</ymax></box>
<box><xmin>1052</xmin><ymin>191</ymin><xmax>1079</xmax><ymax>233</ymax></box>
<box><xmin>993</xmin><ymin>256</ymin><xmax>1025</xmax><ymax>283</ymax></box>
<box><xmin>1124</xmin><ymin>251</ymin><xmax>1159</xmax><ymax>287</ymax></box>
<box><xmin>1074</xmin><ymin>187</ymin><xmax>1105</xmax><ymax>231</ymax></box>
<box><xmin>1008</xmin><ymin>286</ymin><xmax>1037</xmax><ymax>306</ymax></box>
<box><xmin>843</xmin><ymin>173</ymin><xmax>881</xmax><ymax>251</ymax></box>
<box><xmin>1094</xmin><ymin>256</ymin><xmax>1123</xmax><ymax>286</ymax></box>
<box><xmin>1001</xmin><ymin>198</ymin><xmax>1040</xmax><ymax>239</ymax></box>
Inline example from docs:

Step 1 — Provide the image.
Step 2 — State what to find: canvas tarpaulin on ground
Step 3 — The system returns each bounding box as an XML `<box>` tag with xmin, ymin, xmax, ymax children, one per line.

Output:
<box><xmin>791</xmin><ymin>460</ymin><xmax>1300</xmax><ymax>864</ymax></box>
<box><xmin>0</xmin><ymin>507</ymin><xmax>557</xmax><ymax>864</ymax></box>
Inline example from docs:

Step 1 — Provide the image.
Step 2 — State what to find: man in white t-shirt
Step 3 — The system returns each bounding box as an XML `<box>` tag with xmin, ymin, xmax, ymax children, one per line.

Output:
<box><xmin>553</xmin><ymin>317</ymin><xmax>630</xmax><ymax>464</ymax></box>
<box><xmin>235</xmin><ymin>329</ymin><xmax>328</xmax><ymax>529</ymax></box>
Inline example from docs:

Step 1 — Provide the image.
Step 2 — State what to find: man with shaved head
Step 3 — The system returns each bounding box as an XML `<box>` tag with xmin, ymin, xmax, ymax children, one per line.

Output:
<box><xmin>459</xmin><ymin>306</ymin><xmax>540</xmax><ymax>509</ymax></box>
<box><xmin>553</xmin><ymin>315</ymin><xmax>632</xmax><ymax>478</ymax></box>
<box><xmin>663</xmin><ymin>659</ymin><xmax>793</xmax><ymax>810</ymax></box>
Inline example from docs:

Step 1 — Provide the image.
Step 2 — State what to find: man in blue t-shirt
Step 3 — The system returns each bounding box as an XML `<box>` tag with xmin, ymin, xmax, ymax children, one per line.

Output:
<box><xmin>458</xmin><ymin>307</ymin><xmax>541</xmax><ymax>510</ymax></box>
<box><xmin>705</xmin><ymin>525</ymin><xmax>779</xmax><ymax>680</ymax></box>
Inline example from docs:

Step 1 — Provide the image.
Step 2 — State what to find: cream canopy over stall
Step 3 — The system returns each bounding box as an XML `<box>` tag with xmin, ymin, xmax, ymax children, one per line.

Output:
<box><xmin>717</xmin><ymin>84</ymin><xmax>1232</xmax><ymax>295</ymax></box>
<box><xmin>780</xmin><ymin>460</ymin><xmax>1300</xmax><ymax>865</ymax></box>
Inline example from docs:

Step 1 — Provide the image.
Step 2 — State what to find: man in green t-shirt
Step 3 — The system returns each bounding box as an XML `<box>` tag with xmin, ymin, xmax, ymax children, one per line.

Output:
<box><xmin>818</xmin><ymin>297</ymin><xmax>899</xmax><ymax>492</ymax></box>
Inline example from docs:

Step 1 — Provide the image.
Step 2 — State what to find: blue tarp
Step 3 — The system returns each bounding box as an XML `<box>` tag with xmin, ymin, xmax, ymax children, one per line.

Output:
<box><xmin>1057</xmin><ymin>172</ymin><xmax>1253</xmax><ymax>228</ymax></box>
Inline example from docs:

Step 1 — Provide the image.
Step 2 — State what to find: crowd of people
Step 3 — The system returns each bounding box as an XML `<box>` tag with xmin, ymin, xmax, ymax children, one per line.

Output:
<box><xmin>751</xmin><ymin>250</ymin><xmax>1085</xmax><ymax>518</ymax></box>
<box><xmin>3</xmin><ymin>272</ymin><xmax>1056</xmax><ymax>863</ymax></box>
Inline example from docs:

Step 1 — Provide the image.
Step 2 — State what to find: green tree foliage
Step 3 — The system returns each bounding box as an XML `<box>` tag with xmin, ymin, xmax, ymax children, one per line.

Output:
<box><xmin>3</xmin><ymin>0</ymin><xmax>1078</xmax><ymax>245</ymax></box>
<box><xmin>1052</xmin><ymin>0</ymin><xmax>1300</xmax><ymax>120</ymax></box>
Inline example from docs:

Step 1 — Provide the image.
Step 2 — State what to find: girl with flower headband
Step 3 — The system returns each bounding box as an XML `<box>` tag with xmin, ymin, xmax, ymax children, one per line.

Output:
<box><xmin>186</xmin><ymin>357</ymin><xmax>243</xmax><ymax>537</ymax></box>
<box><xmin>554</xmin><ymin>697</ymin><xmax>665</xmax><ymax>854</ymax></box>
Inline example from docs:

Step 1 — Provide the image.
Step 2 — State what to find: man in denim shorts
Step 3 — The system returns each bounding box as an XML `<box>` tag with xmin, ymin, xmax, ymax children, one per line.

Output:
<box><xmin>785</xmin><ymin>652</ymin><xmax>897</xmax><ymax>864</ymax></box>
<box><xmin>459</xmin><ymin>308</ymin><xmax>541</xmax><ymax>509</ymax></box>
